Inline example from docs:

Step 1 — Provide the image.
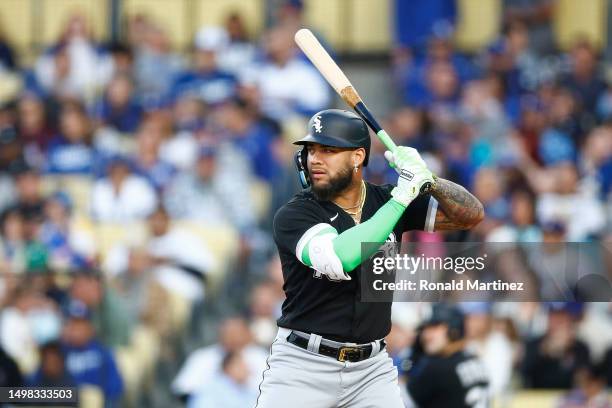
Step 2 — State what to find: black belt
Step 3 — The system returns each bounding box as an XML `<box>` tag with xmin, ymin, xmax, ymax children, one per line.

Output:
<box><xmin>286</xmin><ymin>331</ymin><xmax>386</xmax><ymax>363</ymax></box>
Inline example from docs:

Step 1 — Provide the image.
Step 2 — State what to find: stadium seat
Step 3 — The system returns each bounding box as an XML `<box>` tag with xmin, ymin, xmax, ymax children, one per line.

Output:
<box><xmin>347</xmin><ymin>0</ymin><xmax>391</xmax><ymax>52</ymax></box>
<box><xmin>493</xmin><ymin>390</ymin><xmax>564</xmax><ymax>408</ymax></box>
<box><xmin>171</xmin><ymin>221</ymin><xmax>239</xmax><ymax>290</ymax></box>
<box><xmin>93</xmin><ymin>222</ymin><xmax>148</xmax><ymax>267</ymax></box>
<box><xmin>122</xmin><ymin>0</ymin><xmax>191</xmax><ymax>50</ymax></box>
<box><xmin>78</xmin><ymin>385</ymin><xmax>104</xmax><ymax>408</ymax></box>
<box><xmin>114</xmin><ymin>325</ymin><xmax>161</xmax><ymax>407</ymax></box>
<box><xmin>303</xmin><ymin>0</ymin><xmax>345</xmax><ymax>50</ymax></box>
<box><xmin>156</xmin><ymin>287</ymin><xmax>192</xmax><ymax>336</ymax></box>
<box><xmin>0</xmin><ymin>0</ymin><xmax>35</xmax><ymax>60</ymax></box>
<box><xmin>41</xmin><ymin>175</ymin><xmax>94</xmax><ymax>216</ymax></box>
<box><xmin>250</xmin><ymin>179</ymin><xmax>271</xmax><ymax>222</ymax></box>
<box><xmin>454</xmin><ymin>0</ymin><xmax>502</xmax><ymax>53</ymax></box>
<box><xmin>38</xmin><ymin>0</ymin><xmax>108</xmax><ymax>45</ymax></box>
<box><xmin>553</xmin><ymin>0</ymin><xmax>607</xmax><ymax>51</ymax></box>
<box><xmin>193</xmin><ymin>0</ymin><xmax>264</xmax><ymax>38</ymax></box>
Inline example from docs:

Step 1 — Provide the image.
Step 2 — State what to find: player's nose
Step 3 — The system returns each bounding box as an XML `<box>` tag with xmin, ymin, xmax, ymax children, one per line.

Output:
<box><xmin>309</xmin><ymin>150</ymin><xmax>323</xmax><ymax>165</ymax></box>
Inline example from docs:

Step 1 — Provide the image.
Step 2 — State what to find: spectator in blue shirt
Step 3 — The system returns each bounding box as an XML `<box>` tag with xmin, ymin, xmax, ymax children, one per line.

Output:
<box><xmin>188</xmin><ymin>351</ymin><xmax>257</xmax><ymax>408</ymax></box>
<box><xmin>46</xmin><ymin>102</ymin><xmax>96</xmax><ymax>175</ymax></box>
<box><xmin>28</xmin><ymin>341</ymin><xmax>76</xmax><ymax>387</ymax></box>
<box><xmin>217</xmin><ymin>98</ymin><xmax>281</xmax><ymax>182</ymax></box>
<box><xmin>133</xmin><ymin>116</ymin><xmax>177</xmax><ymax>191</ymax></box>
<box><xmin>403</xmin><ymin>35</ymin><xmax>478</xmax><ymax>106</ymax></box>
<box><xmin>93</xmin><ymin>74</ymin><xmax>143</xmax><ymax>134</ymax></box>
<box><xmin>169</xmin><ymin>27</ymin><xmax>237</xmax><ymax>106</ymax></box>
<box><xmin>394</xmin><ymin>0</ymin><xmax>457</xmax><ymax>52</ymax></box>
<box><xmin>61</xmin><ymin>300</ymin><xmax>124</xmax><ymax>407</ymax></box>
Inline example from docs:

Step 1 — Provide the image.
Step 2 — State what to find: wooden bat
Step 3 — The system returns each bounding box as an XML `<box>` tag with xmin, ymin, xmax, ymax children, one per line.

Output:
<box><xmin>294</xmin><ymin>28</ymin><xmax>396</xmax><ymax>152</ymax></box>
<box><xmin>294</xmin><ymin>28</ymin><xmax>432</xmax><ymax>193</ymax></box>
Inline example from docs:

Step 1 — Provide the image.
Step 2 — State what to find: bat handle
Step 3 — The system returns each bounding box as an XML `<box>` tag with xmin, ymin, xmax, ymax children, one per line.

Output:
<box><xmin>378</xmin><ymin>129</ymin><xmax>432</xmax><ymax>196</ymax></box>
<box><xmin>375</xmin><ymin>129</ymin><xmax>397</xmax><ymax>153</ymax></box>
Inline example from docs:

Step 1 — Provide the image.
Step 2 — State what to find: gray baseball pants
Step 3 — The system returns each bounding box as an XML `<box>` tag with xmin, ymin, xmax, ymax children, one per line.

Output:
<box><xmin>255</xmin><ymin>327</ymin><xmax>405</xmax><ymax>408</ymax></box>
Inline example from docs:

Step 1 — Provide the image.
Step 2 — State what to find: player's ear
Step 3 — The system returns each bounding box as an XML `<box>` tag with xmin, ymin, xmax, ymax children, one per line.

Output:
<box><xmin>352</xmin><ymin>148</ymin><xmax>366</xmax><ymax>168</ymax></box>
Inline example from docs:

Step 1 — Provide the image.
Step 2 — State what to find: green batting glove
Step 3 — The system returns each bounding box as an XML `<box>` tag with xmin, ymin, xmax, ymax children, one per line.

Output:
<box><xmin>384</xmin><ymin>147</ymin><xmax>428</xmax><ymax>174</ymax></box>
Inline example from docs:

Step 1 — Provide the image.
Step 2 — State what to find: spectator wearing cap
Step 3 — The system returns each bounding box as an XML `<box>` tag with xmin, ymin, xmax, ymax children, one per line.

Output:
<box><xmin>93</xmin><ymin>74</ymin><xmax>143</xmax><ymax>134</ymax></box>
<box><xmin>28</xmin><ymin>341</ymin><xmax>75</xmax><ymax>387</ymax></box>
<box><xmin>60</xmin><ymin>300</ymin><xmax>123</xmax><ymax>406</ymax></box>
<box><xmin>90</xmin><ymin>156</ymin><xmax>157</xmax><ymax>222</ymax></box>
<box><xmin>46</xmin><ymin>102</ymin><xmax>96</xmax><ymax>175</ymax></box>
<box><xmin>240</xmin><ymin>25</ymin><xmax>329</xmax><ymax>121</ymax></box>
<box><xmin>187</xmin><ymin>350</ymin><xmax>257</xmax><ymax>408</ymax></box>
<box><xmin>69</xmin><ymin>269</ymin><xmax>132</xmax><ymax>348</ymax></box>
<box><xmin>522</xmin><ymin>302</ymin><xmax>591</xmax><ymax>389</ymax></box>
<box><xmin>164</xmin><ymin>144</ymin><xmax>255</xmax><ymax>231</ymax></box>
<box><xmin>168</xmin><ymin>27</ymin><xmax>237</xmax><ymax>106</ymax></box>
<box><xmin>39</xmin><ymin>192</ymin><xmax>95</xmax><ymax>271</ymax></box>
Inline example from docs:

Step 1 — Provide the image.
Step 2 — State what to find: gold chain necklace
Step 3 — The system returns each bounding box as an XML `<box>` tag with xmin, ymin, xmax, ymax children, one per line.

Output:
<box><xmin>334</xmin><ymin>181</ymin><xmax>366</xmax><ymax>222</ymax></box>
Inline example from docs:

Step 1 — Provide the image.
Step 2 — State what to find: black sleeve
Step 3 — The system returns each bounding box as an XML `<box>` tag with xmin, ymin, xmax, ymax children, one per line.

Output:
<box><xmin>272</xmin><ymin>199</ymin><xmax>329</xmax><ymax>259</ymax></box>
<box><xmin>407</xmin><ymin>359</ymin><xmax>439</xmax><ymax>406</ymax></box>
<box><xmin>377</xmin><ymin>184</ymin><xmax>437</xmax><ymax>232</ymax></box>
<box><xmin>400</xmin><ymin>193</ymin><xmax>436</xmax><ymax>232</ymax></box>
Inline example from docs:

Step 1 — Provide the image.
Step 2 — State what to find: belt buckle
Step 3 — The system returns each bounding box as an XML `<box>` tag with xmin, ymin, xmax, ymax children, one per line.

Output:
<box><xmin>338</xmin><ymin>346</ymin><xmax>361</xmax><ymax>362</ymax></box>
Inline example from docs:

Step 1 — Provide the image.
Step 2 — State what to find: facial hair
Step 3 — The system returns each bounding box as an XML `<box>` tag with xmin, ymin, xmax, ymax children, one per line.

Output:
<box><xmin>311</xmin><ymin>165</ymin><xmax>353</xmax><ymax>201</ymax></box>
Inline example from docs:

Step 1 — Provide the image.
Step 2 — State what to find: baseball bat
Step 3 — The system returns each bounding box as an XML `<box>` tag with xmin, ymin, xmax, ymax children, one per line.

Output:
<box><xmin>294</xmin><ymin>28</ymin><xmax>396</xmax><ymax>152</ymax></box>
<box><xmin>294</xmin><ymin>28</ymin><xmax>432</xmax><ymax>193</ymax></box>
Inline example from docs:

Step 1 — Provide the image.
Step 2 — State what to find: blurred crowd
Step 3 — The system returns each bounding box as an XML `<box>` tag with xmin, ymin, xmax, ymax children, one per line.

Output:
<box><xmin>0</xmin><ymin>0</ymin><xmax>610</xmax><ymax>407</ymax></box>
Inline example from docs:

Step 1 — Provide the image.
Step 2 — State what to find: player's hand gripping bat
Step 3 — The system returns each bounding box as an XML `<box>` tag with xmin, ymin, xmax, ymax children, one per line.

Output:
<box><xmin>294</xmin><ymin>28</ymin><xmax>432</xmax><ymax>194</ymax></box>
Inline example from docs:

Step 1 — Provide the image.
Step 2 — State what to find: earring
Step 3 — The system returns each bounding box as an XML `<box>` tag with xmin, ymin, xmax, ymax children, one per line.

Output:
<box><xmin>354</xmin><ymin>164</ymin><xmax>358</xmax><ymax>173</ymax></box>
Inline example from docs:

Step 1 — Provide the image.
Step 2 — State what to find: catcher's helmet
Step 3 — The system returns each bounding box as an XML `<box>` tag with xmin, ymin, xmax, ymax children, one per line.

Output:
<box><xmin>421</xmin><ymin>303</ymin><xmax>465</xmax><ymax>341</ymax></box>
<box><xmin>294</xmin><ymin>109</ymin><xmax>371</xmax><ymax>188</ymax></box>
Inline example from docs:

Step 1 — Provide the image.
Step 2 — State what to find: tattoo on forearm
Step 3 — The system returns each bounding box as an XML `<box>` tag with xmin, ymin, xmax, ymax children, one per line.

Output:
<box><xmin>431</xmin><ymin>178</ymin><xmax>484</xmax><ymax>231</ymax></box>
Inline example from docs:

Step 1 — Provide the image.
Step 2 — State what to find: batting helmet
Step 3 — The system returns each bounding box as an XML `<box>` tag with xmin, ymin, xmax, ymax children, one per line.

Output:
<box><xmin>421</xmin><ymin>303</ymin><xmax>465</xmax><ymax>341</ymax></box>
<box><xmin>294</xmin><ymin>109</ymin><xmax>371</xmax><ymax>188</ymax></box>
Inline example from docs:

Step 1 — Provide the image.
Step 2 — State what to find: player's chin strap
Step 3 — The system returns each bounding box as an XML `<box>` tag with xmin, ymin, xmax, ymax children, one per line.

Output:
<box><xmin>294</xmin><ymin>148</ymin><xmax>310</xmax><ymax>188</ymax></box>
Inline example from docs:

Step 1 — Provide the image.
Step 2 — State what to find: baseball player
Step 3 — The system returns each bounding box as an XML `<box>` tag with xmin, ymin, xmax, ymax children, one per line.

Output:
<box><xmin>405</xmin><ymin>304</ymin><xmax>490</xmax><ymax>408</ymax></box>
<box><xmin>256</xmin><ymin>109</ymin><xmax>484</xmax><ymax>407</ymax></box>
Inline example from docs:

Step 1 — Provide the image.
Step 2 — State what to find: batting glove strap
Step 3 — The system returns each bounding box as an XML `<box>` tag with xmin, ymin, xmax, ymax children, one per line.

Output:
<box><xmin>391</xmin><ymin>167</ymin><xmax>435</xmax><ymax>207</ymax></box>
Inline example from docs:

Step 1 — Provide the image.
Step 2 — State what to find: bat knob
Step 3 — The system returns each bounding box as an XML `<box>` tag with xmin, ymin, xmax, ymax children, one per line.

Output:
<box><xmin>420</xmin><ymin>182</ymin><xmax>433</xmax><ymax>195</ymax></box>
